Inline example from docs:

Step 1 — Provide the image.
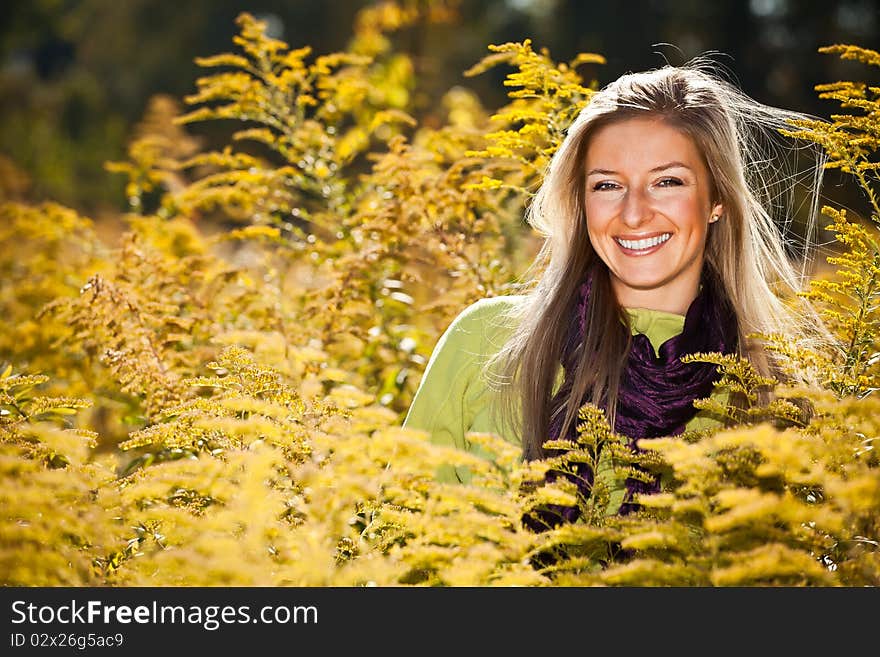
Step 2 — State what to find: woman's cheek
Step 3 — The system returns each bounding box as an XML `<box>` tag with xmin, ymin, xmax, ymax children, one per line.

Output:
<box><xmin>585</xmin><ymin>197</ymin><xmax>618</xmax><ymax>220</ymax></box>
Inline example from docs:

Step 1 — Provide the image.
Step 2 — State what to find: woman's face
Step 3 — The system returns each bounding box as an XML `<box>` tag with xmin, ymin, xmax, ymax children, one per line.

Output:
<box><xmin>584</xmin><ymin>116</ymin><xmax>723</xmax><ymax>314</ymax></box>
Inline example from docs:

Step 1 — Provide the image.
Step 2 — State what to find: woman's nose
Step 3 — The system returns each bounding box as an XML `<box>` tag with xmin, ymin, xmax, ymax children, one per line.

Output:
<box><xmin>621</xmin><ymin>187</ymin><xmax>651</xmax><ymax>228</ymax></box>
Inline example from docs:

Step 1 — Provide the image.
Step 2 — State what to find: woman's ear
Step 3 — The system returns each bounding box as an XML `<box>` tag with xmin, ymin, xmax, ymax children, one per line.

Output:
<box><xmin>709</xmin><ymin>203</ymin><xmax>724</xmax><ymax>223</ymax></box>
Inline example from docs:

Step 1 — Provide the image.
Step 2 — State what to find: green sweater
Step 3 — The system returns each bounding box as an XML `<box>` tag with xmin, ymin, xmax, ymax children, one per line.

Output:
<box><xmin>402</xmin><ymin>295</ymin><xmax>724</xmax><ymax>513</ymax></box>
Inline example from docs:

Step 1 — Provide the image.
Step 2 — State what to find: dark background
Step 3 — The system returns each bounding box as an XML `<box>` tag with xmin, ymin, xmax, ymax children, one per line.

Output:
<box><xmin>2</xmin><ymin>0</ymin><xmax>879</xmax><ymax>218</ymax></box>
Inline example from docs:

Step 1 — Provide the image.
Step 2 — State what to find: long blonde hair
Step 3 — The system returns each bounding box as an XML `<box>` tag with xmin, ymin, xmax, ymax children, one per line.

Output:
<box><xmin>487</xmin><ymin>60</ymin><xmax>835</xmax><ymax>461</ymax></box>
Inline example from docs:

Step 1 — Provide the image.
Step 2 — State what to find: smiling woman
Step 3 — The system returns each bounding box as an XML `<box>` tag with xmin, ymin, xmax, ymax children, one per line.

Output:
<box><xmin>584</xmin><ymin>117</ymin><xmax>722</xmax><ymax>314</ymax></box>
<box><xmin>402</xmin><ymin>59</ymin><xmax>838</xmax><ymax>524</ymax></box>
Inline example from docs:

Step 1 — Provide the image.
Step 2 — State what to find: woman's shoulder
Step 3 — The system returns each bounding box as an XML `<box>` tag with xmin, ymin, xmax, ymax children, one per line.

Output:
<box><xmin>458</xmin><ymin>294</ymin><xmax>527</xmax><ymax>317</ymax></box>
<box><xmin>450</xmin><ymin>294</ymin><xmax>527</xmax><ymax>332</ymax></box>
<box><xmin>433</xmin><ymin>294</ymin><xmax>527</xmax><ymax>354</ymax></box>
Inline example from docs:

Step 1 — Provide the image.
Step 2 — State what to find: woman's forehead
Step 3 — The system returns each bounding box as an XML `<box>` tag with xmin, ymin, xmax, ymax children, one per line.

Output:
<box><xmin>585</xmin><ymin>118</ymin><xmax>706</xmax><ymax>171</ymax></box>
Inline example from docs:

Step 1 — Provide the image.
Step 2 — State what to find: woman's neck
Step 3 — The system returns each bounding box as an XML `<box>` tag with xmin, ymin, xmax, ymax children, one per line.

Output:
<box><xmin>611</xmin><ymin>276</ymin><xmax>701</xmax><ymax>315</ymax></box>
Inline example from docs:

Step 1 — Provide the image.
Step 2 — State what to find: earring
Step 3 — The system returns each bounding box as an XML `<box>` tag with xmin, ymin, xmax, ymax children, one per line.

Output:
<box><xmin>709</xmin><ymin>214</ymin><xmax>720</xmax><ymax>223</ymax></box>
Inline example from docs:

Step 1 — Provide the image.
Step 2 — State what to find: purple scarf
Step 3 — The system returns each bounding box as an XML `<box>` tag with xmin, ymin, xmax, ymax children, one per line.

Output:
<box><xmin>529</xmin><ymin>266</ymin><xmax>738</xmax><ymax>528</ymax></box>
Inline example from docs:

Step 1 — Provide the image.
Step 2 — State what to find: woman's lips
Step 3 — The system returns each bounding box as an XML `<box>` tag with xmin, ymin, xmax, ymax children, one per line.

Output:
<box><xmin>614</xmin><ymin>232</ymin><xmax>672</xmax><ymax>255</ymax></box>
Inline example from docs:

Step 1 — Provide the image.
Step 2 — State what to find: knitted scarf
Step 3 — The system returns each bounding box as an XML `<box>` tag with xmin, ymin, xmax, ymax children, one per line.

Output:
<box><xmin>528</xmin><ymin>266</ymin><xmax>739</xmax><ymax>529</ymax></box>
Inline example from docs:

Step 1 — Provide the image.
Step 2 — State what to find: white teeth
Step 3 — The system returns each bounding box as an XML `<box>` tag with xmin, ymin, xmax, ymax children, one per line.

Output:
<box><xmin>616</xmin><ymin>233</ymin><xmax>671</xmax><ymax>251</ymax></box>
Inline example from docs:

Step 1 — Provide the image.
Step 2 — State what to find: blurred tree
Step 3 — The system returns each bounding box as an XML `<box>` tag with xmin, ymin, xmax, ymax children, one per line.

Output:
<box><xmin>0</xmin><ymin>0</ymin><xmax>371</xmax><ymax>211</ymax></box>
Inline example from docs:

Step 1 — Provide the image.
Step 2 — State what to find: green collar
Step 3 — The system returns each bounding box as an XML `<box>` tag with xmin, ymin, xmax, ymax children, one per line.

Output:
<box><xmin>624</xmin><ymin>307</ymin><xmax>685</xmax><ymax>357</ymax></box>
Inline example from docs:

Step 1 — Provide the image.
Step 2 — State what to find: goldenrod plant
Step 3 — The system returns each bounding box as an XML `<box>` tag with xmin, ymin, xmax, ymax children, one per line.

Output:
<box><xmin>1</xmin><ymin>4</ymin><xmax>877</xmax><ymax>585</ymax></box>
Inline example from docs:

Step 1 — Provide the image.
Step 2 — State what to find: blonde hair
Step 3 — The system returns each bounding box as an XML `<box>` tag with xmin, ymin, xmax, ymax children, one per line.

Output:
<box><xmin>487</xmin><ymin>59</ymin><xmax>835</xmax><ymax>461</ymax></box>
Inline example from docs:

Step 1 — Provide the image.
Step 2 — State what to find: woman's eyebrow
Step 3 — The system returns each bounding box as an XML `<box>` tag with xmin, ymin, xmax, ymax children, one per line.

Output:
<box><xmin>586</xmin><ymin>161</ymin><xmax>693</xmax><ymax>176</ymax></box>
<box><xmin>650</xmin><ymin>161</ymin><xmax>692</xmax><ymax>173</ymax></box>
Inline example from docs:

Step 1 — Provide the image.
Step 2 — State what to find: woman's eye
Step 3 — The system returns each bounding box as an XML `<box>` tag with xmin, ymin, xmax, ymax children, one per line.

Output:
<box><xmin>592</xmin><ymin>181</ymin><xmax>620</xmax><ymax>191</ymax></box>
<box><xmin>657</xmin><ymin>177</ymin><xmax>683</xmax><ymax>187</ymax></box>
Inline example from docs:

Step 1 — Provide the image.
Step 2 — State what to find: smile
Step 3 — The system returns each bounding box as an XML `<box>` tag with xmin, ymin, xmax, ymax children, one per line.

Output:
<box><xmin>614</xmin><ymin>233</ymin><xmax>672</xmax><ymax>252</ymax></box>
